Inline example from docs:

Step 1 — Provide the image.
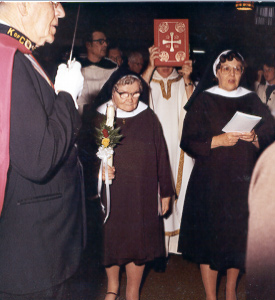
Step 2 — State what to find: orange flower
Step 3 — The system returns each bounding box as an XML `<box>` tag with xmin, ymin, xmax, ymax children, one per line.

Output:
<box><xmin>102</xmin><ymin>138</ymin><xmax>110</xmax><ymax>148</ymax></box>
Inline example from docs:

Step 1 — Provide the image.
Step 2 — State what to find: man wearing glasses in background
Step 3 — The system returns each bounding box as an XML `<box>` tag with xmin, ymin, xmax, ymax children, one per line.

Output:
<box><xmin>77</xmin><ymin>30</ymin><xmax>117</xmax><ymax>116</ymax></box>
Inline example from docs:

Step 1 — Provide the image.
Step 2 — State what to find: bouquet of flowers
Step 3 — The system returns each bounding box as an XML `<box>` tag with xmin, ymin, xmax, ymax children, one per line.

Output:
<box><xmin>95</xmin><ymin>121</ymin><xmax>122</xmax><ymax>150</ymax></box>
<box><xmin>95</xmin><ymin>103</ymin><xmax>122</xmax><ymax>223</ymax></box>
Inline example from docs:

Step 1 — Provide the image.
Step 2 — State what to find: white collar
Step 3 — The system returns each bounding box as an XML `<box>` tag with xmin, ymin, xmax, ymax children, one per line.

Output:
<box><xmin>97</xmin><ymin>100</ymin><xmax>148</xmax><ymax>118</ymax></box>
<box><xmin>153</xmin><ymin>68</ymin><xmax>179</xmax><ymax>81</ymax></box>
<box><xmin>206</xmin><ymin>86</ymin><xmax>252</xmax><ymax>98</ymax></box>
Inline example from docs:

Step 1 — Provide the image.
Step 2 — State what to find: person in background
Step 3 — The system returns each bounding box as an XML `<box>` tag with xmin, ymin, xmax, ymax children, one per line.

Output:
<box><xmin>0</xmin><ymin>2</ymin><xmax>85</xmax><ymax>300</ymax></box>
<box><xmin>255</xmin><ymin>57</ymin><xmax>275</xmax><ymax>116</ymax></box>
<box><xmin>178</xmin><ymin>50</ymin><xmax>275</xmax><ymax>300</ymax></box>
<box><xmin>108</xmin><ymin>45</ymin><xmax>123</xmax><ymax>67</ymax></box>
<box><xmin>143</xmin><ymin>46</ymin><xmax>195</xmax><ymax>263</ymax></box>
<box><xmin>128</xmin><ymin>51</ymin><xmax>144</xmax><ymax>74</ymax></box>
<box><xmin>77</xmin><ymin>29</ymin><xmax>117</xmax><ymax>115</ymax></box>
<box><xmin>246</xmin><ymin>141</ymin><xmax>275</xmax><ymax>300</ymax></box>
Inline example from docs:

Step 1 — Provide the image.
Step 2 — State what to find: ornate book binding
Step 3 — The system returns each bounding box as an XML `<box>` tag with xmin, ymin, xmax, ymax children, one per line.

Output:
<box><xmin>154</xmin><ymin>19</ymin><xmax>189</xmax><ymax>67</ymax></box>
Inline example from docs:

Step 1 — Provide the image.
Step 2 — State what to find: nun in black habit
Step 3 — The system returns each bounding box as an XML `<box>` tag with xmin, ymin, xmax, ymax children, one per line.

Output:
<box><xmin>178</xmin><ymin>50</ymin><xmax>275</xmax><ymax>300</ymax></box>
<box><xmin>79</xmin><ymin>67</ymin><xmax>174</xmax><ymax>300</ymax></box>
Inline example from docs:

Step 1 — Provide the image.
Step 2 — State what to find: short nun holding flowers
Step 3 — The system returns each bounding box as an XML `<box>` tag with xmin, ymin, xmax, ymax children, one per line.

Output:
<box><xmin>94</xmin><ymin>68</ymin><xmax>173</xmax><ymax>300</ymax></box>
<box><xmin>178</xmin><ymin>50</ymin><xmax>275</xmax><ymax>300</ymax></box>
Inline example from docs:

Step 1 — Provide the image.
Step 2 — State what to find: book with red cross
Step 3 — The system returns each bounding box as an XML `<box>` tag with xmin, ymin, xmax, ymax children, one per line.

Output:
<box><xmin>154</xmin><ymin>19</ymin><xmax>189</xmax><ymax>67</ymax></box>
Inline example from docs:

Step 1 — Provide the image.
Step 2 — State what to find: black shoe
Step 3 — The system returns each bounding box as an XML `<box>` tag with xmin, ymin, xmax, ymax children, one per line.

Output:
<box><xmin>153</xmin><ymin>257</ymin><xmax>167</xmax><ymax>273</ymax></box>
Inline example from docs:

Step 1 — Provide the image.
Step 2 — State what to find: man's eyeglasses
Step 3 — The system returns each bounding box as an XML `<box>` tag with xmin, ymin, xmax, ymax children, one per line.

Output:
<box><xmin>91</xmin><ymin>39</ymin><xmax>109</xmax><ymax>45</ymax></box>
<box><xmin>219</xmin><ymin>65</ymin><xmax>244</xmax><ymax>75</ymax></box>
<box><xmin>264</xmin><ymin>67</ymin><xmax>275</xmax><ymax>73</ymax></box>
<box><xmin>115</xmin><ymin>88</ymin><xmax>140</xmax><ymax>100</ymax></box>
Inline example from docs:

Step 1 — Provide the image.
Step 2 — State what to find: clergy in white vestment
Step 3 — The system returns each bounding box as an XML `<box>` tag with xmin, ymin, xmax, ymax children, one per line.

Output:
<box><xmin>149</xmin><ymin>64</ymin><xmax>195</xmax><ymax>255</ymax></box>
<box><xmin>77</xmin><ymin>30</ymin><xmax>117</xmax><ymax>115</ymax></box>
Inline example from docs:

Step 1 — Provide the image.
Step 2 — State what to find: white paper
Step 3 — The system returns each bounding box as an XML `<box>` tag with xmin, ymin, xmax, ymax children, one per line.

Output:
<box><xmin>222</xmin><ymin>111</ymin><xmax>262</xmax><ymax>133</ymax></box>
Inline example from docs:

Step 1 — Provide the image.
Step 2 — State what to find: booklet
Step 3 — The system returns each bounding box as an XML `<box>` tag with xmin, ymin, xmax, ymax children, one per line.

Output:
<box><xmin>222</xmin><ymin>111</ymin><xmax>262</xmax><ymax>133</ymax></box>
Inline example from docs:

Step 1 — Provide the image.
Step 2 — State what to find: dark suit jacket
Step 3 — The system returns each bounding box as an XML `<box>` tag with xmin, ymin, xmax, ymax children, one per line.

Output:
<box><xmin>0</xmin><ymin>50</ymin><xmax>85</xmax><ymax>294</ymax></box>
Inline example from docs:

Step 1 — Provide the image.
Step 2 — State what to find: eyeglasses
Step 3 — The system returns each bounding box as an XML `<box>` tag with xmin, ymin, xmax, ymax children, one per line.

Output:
<box><xmin>263</xmin><ymin>67</ymin><xmax>275</xmax><ymax>73</ymax></box>
<box><xmin>219</xmin><ymin>65</ymin><xmax>244</xmax><ymax>75</ymax></box>
<box><xmin>115</xmin><ymin>88</ymin><xmax>140</xmax><ymax>100</ymax></box>
<box><xmin>91</xmin><ymin>39</ymin><xmax>109</xmax><ymax>45</ymax></box>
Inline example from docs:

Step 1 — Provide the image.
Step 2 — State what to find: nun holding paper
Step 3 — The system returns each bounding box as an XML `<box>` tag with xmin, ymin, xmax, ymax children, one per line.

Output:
<box><xmin>178</xmin><ymin>50</ymin><xmax>275</xmax><ymax>300</ymax></box>
<box><xmin>94</xmin><ymin>68</ymin><xmax>173</xmax><ymax>300</ymax></box>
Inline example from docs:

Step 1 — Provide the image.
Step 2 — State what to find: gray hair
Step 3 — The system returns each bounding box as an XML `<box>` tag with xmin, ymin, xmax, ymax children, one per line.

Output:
<box><xmin>112</xmin><ymin>75</ymin><xmax>143</xmax><ymax>93</ymax></box>
<box><xmin>128</xmin><ymin>52</ymin><xmax>143</xmax><ymax>63</ymax></box>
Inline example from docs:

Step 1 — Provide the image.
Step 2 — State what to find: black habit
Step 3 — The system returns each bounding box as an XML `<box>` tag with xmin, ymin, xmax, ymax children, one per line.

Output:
<box><xmin>178</xmin><ymin>87</ymin><xmax>275</xmax><ymax>271</ymax></box>
<box><xmin>95</xmin><ymin>102</ymin><xmax>174</xmax><ymax>266</ymax></box>
<box><xmin>0</xmin><ymin>24</ymin><xmax>85</xmax><ymax>295</ymax></box>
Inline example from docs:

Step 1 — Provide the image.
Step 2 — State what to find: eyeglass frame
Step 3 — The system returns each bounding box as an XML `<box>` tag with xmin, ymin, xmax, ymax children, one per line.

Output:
<box><xmin>217</xmin><ymin>64</ymin><xmax>244</xmax><ymax>75</ymax></box>
<box><xmin>114</xmin><ymin>88</ymin><xmax>141</xmax><ymax>100</ymax></box>
<box><xmin>263</xmin><ymin>66</ymin><xmax>275</xmax><ymax>73</ymax></box>
<box><xmin>132</xmin><ymin>62</ymin><xmax>143</xmax><ymax>66</ymax></box>
<box><xmin>90</xmin><ymin>39</ymin><xmax>109</xmax><ymax>45</ymax></box>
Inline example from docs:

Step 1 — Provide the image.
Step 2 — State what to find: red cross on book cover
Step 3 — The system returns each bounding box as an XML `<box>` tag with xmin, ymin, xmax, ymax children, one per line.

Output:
<box><xmin>154</xmin><ymin>19</ymin><xmax>189</xmax><ymax>66</ymax></box>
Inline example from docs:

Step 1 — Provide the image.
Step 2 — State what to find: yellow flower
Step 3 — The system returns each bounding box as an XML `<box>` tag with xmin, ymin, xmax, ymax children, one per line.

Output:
<box><xmin>102</xmin><ymin>138</ymin><xmax>110</xmax><ymax>148</ymax></box>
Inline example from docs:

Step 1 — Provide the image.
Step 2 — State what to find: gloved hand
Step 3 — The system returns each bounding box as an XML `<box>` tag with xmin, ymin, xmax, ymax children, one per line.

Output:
<box><xmin>54</xmin><ymin>59</ymin><xmax>84</xmax><ymax>109</ymax></box>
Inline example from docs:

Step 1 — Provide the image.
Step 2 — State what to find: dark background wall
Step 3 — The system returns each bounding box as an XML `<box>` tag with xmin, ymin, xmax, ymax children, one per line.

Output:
<box><xmin>36</xmin><ymin>1</ymin><xmax>275</xmax><ymax>84</ymax></box>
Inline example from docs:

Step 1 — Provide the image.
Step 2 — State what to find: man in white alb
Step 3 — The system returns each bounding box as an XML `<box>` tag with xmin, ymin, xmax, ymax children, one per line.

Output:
<box><xmin>77</xmin><ymin>29</ymin><xmax>117</xmax><ymax>115</ymax></box>
<box><xmin>143</xmin><ymin>46</ymin><xmax>195</xmax><ymax>255</ymax></box>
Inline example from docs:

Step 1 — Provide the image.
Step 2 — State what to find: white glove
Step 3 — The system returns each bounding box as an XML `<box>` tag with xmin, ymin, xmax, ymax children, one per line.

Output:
<box><xmin>54</xmin><ymin>59</ymin><xmax>84</xmax><ymax>109</ymax></box>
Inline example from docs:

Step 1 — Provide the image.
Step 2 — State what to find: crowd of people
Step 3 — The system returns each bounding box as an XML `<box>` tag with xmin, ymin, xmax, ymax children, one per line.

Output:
<box><xmin>0</xmin><ymin>2</ymin><xmax>275</xmax><ymax>300</ymax></box>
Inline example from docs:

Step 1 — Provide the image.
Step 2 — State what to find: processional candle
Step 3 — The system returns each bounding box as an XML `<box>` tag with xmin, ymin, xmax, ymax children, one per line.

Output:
<box><xmin>106</xmin><ymin>103</ymin><xmax>115</xmax><ymax>184</ymax></box>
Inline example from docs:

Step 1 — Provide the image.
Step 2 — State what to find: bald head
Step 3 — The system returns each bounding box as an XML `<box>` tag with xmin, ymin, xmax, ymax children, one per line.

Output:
<box><xmin>0</xmin><ymin>2</ymin><xmax>65</xmax><ymax>47</ymax></box>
